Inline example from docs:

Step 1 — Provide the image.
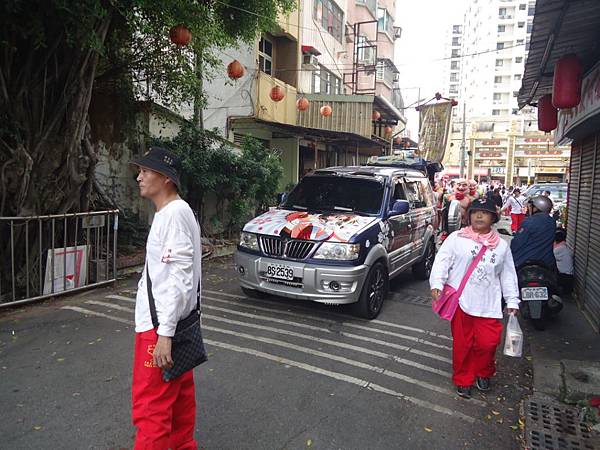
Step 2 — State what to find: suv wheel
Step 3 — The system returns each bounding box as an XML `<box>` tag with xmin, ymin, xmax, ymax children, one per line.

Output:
<box><xmin>353</xmin><ymin>261</ymin><xmax>389</xmax><ymax>320</ymax></box>
<box><xmin>412</xmin><ymin>239</ymin><xmax>435</xmax><ymax>280</ymax></box>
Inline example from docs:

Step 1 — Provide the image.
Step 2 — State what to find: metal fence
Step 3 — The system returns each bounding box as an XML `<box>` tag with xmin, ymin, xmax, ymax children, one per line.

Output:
<box><xmin>0</xmin><ymin>210</ymin><xmax>119</xmax><ymax>307</ymax></box>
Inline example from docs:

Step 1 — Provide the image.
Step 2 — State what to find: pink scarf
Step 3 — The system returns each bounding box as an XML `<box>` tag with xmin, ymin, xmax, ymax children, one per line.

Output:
<box><xmin>458</xmin><ymin>226</ymin><xmax>501</xmax><ymax>249</ymax></box>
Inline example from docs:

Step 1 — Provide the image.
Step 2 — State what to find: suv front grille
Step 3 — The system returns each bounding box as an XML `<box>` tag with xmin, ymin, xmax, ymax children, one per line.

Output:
<box><xmin>259</xmin><ymin>236</ymin><xmax>316</xmax><ymax>259</ymax></box>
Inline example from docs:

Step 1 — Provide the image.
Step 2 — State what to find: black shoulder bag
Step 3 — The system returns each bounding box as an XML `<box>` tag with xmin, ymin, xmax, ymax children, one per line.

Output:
<box><xmin>146</xmin><ymin>267</ymin><xmax>208</xmax><ymax>381</ymax></box>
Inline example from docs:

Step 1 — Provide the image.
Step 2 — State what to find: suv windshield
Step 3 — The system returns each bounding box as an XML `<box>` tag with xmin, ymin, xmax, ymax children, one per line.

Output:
<box><xmin>282</xmin><ymin>175</ymin><xmax>384</xmax><ymax>215</ymax></box>
<box><xmin>528</xmin><ymin>184</ymin><xmax>567</xmax><ymax>200</ymax></box>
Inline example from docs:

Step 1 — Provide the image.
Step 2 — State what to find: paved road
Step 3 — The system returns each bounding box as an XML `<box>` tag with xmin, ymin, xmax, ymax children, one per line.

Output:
<box><xmin>0</xmin><ymin>256</ymin><xmax>531</xmax><ymax>449</ymax></box>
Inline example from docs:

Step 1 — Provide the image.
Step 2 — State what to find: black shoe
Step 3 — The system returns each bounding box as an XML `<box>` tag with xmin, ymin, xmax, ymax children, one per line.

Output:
<box><xmin>456</xmin><ymin>385</ymin><xmax>472</xmax><ymax>399</ymax></box>
<box><xmin>476</xmin><ymin>377</ymin><xmax>490</xmax><ymax>392</ymax></box>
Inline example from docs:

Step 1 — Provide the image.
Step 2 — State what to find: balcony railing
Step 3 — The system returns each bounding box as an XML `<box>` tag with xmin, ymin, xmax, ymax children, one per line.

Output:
<box><xmin>256</xmin><ymin>72</ymin><xmax>297</xmax><ymax>126</ymax></box>
<box><xmin>296</xmin><ymin>94</ymin><xmax>373</xmax><ymax>137</ymax></box>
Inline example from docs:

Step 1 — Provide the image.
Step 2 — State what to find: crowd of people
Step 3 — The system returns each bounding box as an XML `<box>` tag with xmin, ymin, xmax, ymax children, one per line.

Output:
<box><xmin>429</xmin><ymin>176</ymin><xmax>573</xmax><ymax>399</ymax></box>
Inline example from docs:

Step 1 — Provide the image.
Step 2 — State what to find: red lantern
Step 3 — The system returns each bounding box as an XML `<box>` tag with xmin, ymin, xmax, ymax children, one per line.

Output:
<box><xmin>227</xmin><ymin>60</ymin><xmax>245</xmax><ymax>80</ymax></box>
<box><xmin>270</xmin><ymin>86</ymin><xmax>285</xmax><ymax>102</ymax></box>
<box><xmin>538</xmin><ymin>94</ymin><xmax>557</xmax><ymax>132</ymax></box>
<box><xmin>320</xmin><ymin>105</ymin><xmax>332</xmax><ymax>117</ymax></box>
<box><xmin>297</xmin><ymin>97</ymin><xmax>309</xmax><ymax>111</ymax></box>
<box><xmin>553</xmin><ymin>54</ymin><xmax>583</xmax><ymax>109</ymax></box>
<box><xmin>384</xmin><ymin>126</ymin><xmax>393</xmax><ymax>136</ymax></box>
<box><xmin>169</xmin><ymin>25</ymin><xmax>192</xmax><ymax>46</ymax></box>
<box><xmin>451</xmin><ymin>99</ymin><xmax>458</xmax><ymax>107</ymax></box>
<box><xmin>372</xmin><ymin>110</ymin><xmax>381</xmax><ymax>121</ymax></box>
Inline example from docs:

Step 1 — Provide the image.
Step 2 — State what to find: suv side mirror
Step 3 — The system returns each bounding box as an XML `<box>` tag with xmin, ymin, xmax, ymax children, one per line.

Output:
<box><xmin>388</xmin><ymin>199</ymin><xmax>410</xmax><ymax>217</ymax></box>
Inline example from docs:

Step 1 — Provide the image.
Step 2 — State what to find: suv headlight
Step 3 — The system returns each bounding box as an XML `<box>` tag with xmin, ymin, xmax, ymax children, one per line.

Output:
<box><xmin>239</xmin><ymin>232</ymin><xmax>259</xmax><ymax>251</ymax></box>
<box><xmin>314</xmin><ymin>243</ymin><xmax>360</xmax><ymax>261</ymax></box>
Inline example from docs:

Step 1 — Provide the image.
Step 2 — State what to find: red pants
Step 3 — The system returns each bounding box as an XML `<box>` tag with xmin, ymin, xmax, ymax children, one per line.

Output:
<box><xmin>450</xmin><ymin>307</ymin><xmax>503</xmax><ymax>387</ymax></box>
<box><xmin>510</xmin><ymin>213</ymin><xmax>525</xmax><ymax>232</ymax></box>
<box><xmin>132</xmin><ymin>329</ymin><xmax>198</xmax><ymax>450</ymax></box>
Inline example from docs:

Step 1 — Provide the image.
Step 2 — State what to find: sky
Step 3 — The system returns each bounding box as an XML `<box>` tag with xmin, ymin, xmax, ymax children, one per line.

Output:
<box><xmin>395</xmin><ymin>0</ymin><xmax>468</xmax><ymax>139</ymax></box>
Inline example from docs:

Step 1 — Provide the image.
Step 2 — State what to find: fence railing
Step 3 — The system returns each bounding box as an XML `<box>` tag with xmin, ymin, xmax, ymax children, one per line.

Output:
<box><xmin>0</xmin><ymin>210</ymin><xmax>119</xmax><ymax>307</ymax></box>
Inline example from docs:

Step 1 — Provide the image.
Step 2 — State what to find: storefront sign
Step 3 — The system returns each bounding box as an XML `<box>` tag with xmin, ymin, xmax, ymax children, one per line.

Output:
<box><xmin>490</xmin><ymin>167</ymin><xmax>506</xmax><ymax>174</ymax></box>
<box><xmin>556</xmin><ymin>61</ymin><xmax>600</xmax><ymax>143</ymax></box>
<box><xmin>475</xmin><ymin>139</ymin><xmax>503</xmax><ymax>146</ymax></box>
<box><xmin>418</xmin><ymin>101</ymin><xmax>453</xmax><ymax>162</ymax></box>
<box><xmin>475</xmin><ymin>151</ymin><xmax>506</xmax><ymax>158</ymax></box>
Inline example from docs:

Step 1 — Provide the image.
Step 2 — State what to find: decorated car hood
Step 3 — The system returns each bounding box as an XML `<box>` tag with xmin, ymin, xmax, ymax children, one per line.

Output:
<box><xmin>243</xmin><ymin>208</ymin><xmax>379</xmax><ymax>243</ymax></box>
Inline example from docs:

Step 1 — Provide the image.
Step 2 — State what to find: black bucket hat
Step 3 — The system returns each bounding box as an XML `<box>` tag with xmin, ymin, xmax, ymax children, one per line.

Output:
<box><xmin>467</xmin><ymin>197</ymin><xmax>500</xmax><ymax>223</ymax></box>
<box><xmin>131</xmin><ymin>146</ymin><xmax>182</xmax><ymax>191</ymax></box>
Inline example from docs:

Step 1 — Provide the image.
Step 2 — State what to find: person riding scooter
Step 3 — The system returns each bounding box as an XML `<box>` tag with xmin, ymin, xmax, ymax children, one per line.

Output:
<box><xmin>510</xmin><ymin>195</ymin><xmax>557</xmax><ymax>270</ymax></box>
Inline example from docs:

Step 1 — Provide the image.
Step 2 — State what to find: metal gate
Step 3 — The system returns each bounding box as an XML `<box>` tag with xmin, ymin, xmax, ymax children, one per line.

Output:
<box><xmin>568</xmin><ymin>134</ymin><xmax>600</xmax><ymax>331</ymax></box>
<box><xmin>0</xmin><ymin>210</ymin><xmax>119</xmax><ymax>308</ymax></box>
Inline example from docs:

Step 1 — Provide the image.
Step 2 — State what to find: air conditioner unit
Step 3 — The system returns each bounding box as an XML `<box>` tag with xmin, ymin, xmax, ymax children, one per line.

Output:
<box><xmin>302</xmin><ymin>54</ymin><xmax>319</xmax><ymax>69</ymax></box>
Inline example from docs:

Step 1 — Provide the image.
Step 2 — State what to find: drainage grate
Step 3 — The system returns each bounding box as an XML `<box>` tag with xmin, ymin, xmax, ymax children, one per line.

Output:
<box><xmin>525</xmin><ymin>397</ymin><xmax>599</xmax><ymax>450</ymax></box>
<box><xmin>390</xmin><ymin>293</ymin><xmax>432</xmax><ymax>307</ymax></box>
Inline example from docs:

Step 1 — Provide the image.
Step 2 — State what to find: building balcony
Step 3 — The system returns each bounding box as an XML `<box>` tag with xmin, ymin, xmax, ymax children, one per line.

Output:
<box><xmin>256</xmin><ymin>71</ymin><xmax>297</xmax><ymax>126</ymax></box>
<box><xmin>297</xmin><ymin>94</ymin><xmax>373</xmax><ymax>137</ymax></box>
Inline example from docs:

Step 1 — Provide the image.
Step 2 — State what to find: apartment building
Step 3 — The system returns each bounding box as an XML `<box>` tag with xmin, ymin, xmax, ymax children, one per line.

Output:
<box><xmin>203</xmin><ymin>0</ymin><xmax>406</xmax><ymax>189</ymax></box>
<box><xmin>444</xmin><ymin>24</ymin><xmax>463</xmax><ymax>121</ymax></box>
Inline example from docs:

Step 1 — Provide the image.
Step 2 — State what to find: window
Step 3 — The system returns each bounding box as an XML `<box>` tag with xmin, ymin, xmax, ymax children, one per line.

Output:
<box><xmin>527</xmin><ymin>23</ymin><xmax>533</xmax><ymax>33</ymax></box>
<box><xmin>376</xmin><ymin>60</ymin><xmax>397</xmax><ymax>86</ymax></box>
<box><xmin>452</xmin><ymin>36</ymin><xmax>461</xmax><ymax>46</ymax></box>
<box><xmin>494</xmin><ymin>76</ymin><xmax>503</xmax><ymax>83</ymax></box>
<box><xmin>450</xmin><ymin>61</ymin><xmax>459</xmax><ymax>70</ymax></box>
<box><xmin>312</xmin><ymin>64</ymin><xmax>341</xmax><ymax>94</ymax></box>
<box><xmin>497</xmin><ymin>42</ymin><xmax>505</xmax><ymax>50</ymax></box>
<box><xmin>450</xmin><ymin>73</ymin><xmax>458</xmax><ymax>82</ymax></box>
<box><xmin>493</xmin><ymin>93</ymin><xmax>502</xmax><ymax>100</ymax></box>
<box><xmin>449</xmin><ymin>84</ymin><xmax>458</xmax><ymax>94</ymax></box>
<box><xmin>377</xmin><ymin>8</ymin><xmax>394</xmax><ymax>37</ymax></box>
<box><xmin>451</xmin><ymin>49</ymin><xmax>459</xmax><ymax>57</ymax></box>
<box><xmin>314</xmin><ymin>0</ymin><xmax>343</xmax><ymax>42</ymax></box>
<box><xmin>513</xmin><ymin>91</ymin><xmax>519</xmax><ymax>97</ymax></box>
<box><xmin>498</xmin><ymin>25</ymin><xmax>506</xmax><ymax>32</ymax></box>
<box><xmin>512</xmin><ymin>108</ymin><xmax>519</xmax><ymax>115</ymax></box>
<box><xmin>258</xmin><ymin>36</ymin><xmax>273</xmax><ymax>75</ymax></box>
<box><xmin>453</xmin><ymin>25</ymin><xmax>461</xmax><ymax>34</ymax></box>
<box><xmin>492</xmin><ymin>109</ymin><xmax>501</xmax><ymax>116</ymax></box>
<box><xmin>403</xmin><ymin>179</ymin><xmax>429</xmax><ymax>208</ymax></box>
<box><xmin>519</xmin><ymin>4</ymin><xmax>526</xmax><ymax>10</ymax></box>
<box><xmin>516</xmin><ymin>39</ymin><xmax>524</xmax><ymax>45</ymax></box>
<box><xmin>526</xmin><ymin>39</ymin><xmax>530</xmax><ymax>51</ymax></box>
<box><xmin>515</xmin><ymin>56</ymin><xmax>523</xmax><ymax>63</ymax></box>
<box><xmin>514</xmin><ymin>74</ymin><xmax>522</xmax><ymax>80</ymax></box>
<box><xmin>495</xmin><ymin>59</ymin><xmax>503</xmax><ymax>67</ymax></box>
<box><xmin>499</xmin><ymin>7</ymin><xmax>507</xmax><ymax>16</ymax></box>
<box><xmin>528</xmin><ymin>5</ymin><xmax>535</xmax><ymax>16</ymax></box>
<box><xmin>518</xmin><ymin>21</ymin><xmax>525</xmax><ymax>28</ymax></box>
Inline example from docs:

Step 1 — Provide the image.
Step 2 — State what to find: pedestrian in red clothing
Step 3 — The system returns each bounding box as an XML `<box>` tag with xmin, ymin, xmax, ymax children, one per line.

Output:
<box><xmin>429</xmin><ymin>198</ymin><xmax>520</xmax><ymax>398</ymax></box>
<box><xmin>131</xmin><ymin>147</ymin><xmax>202</xmax><ymax>449</ymax></box>
<box><xmin>501</xmin><ymin>188</ymin><xmax>526</xmax><ymax>234</ymax></box>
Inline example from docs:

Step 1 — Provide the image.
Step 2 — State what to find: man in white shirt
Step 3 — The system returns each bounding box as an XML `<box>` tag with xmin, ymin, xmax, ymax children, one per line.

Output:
<box><xmin>501</xmin><ymin>188</ymin><xmax>526</xmax><ymax>234</ymax></box>
<box><xmin>130</xmin><ymin>147</ymin><xmax>202</xmax><ymax>449</ymax></box>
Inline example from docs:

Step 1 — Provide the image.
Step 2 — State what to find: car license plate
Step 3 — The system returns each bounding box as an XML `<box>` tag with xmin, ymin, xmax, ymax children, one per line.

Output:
<box><xmin>266</xmin><ymin>264</ymin><xmax>294</xmax><ymax>281</ymax></box>
<box><xmin>521</xmin><ymin>287</ymin><xmax>548</xmax><ymax>301</ymax></box>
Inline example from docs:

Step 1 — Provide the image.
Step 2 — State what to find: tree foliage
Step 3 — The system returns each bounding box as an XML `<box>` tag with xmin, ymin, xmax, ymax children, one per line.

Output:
<box><xmin>152</xmin><ymin>123</ymin><xmax>283</xmax><ymax>236</ymax></box>
<box><xmin>0</xmin><ymin>0</ymin><xmax>295</xmax><ymax>216</ymax></box>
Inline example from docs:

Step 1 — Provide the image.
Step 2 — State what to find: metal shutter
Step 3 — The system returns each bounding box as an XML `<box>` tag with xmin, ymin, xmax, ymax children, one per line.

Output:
<box><xmin>570</xmin><ymin>134</ymin><xmax>600</xmax><ymax>331</ymax></box>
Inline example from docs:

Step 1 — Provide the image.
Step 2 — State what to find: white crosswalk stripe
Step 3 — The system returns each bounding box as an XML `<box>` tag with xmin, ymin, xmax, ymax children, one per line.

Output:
<box><xmin>60</xmin><ymin>288</ymin><xmax>486</xmax><ymax>424</ymax></box>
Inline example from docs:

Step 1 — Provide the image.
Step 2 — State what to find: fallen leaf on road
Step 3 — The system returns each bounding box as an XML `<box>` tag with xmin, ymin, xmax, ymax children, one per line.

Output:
<box><xmin>486</xmin><ymin>415</ymin><xmax>492</xmax><ymax>420</ymax></box>
<box><xmin>510</xmin><ymin>425</ymin><xmax>518</xmax><ymax>431</ymax></box>
<box><xmin>496</xmin><ymin>418</ymin><xmax>504</xmax><ymax>424</ymax></box>
<box><xmin>525</xmin><ymin>356</ymin><xmax>532</xmax><ymax>361</ymax></box>
<box><xmin>88</xmin><ymin>342</ymin><xmax>95</xmax><ymax>345</ymax></box>
<box><xmin>518</xmin><ymin>419</ymin><xmax>525</xmax><ymax>429</ymax></box>
<box><xmin>492</xmin><ymin>410</ymin><xmax>500</xmax><ymax>416</ymax></box>
<box><xmin>306</xmin><ymin>439</ymin><xmax>312</xmax><ymax>446</ymax></box>
<box><xmin>56</xmin><ymin>358</ymin><xmax>65</xmax><ymax>362</ymax></box>
<box><xmin>33</xmin><ymin>426</ymin><xmax>42</xmax><ymax>431</ymax></box>
<box><xmin>424</xmin><ymin>427</ymin><xmax>432</xmax><ymax>432</ymax></box>
<box><xmin>96</xmin><ymin>338</ymin><xmax>102</xmax><ymax>342</ymax></box>
<box><xmin>72</xmin><ymin>393</ymin><xmax>80</xmax><ymax>397</ymax></box>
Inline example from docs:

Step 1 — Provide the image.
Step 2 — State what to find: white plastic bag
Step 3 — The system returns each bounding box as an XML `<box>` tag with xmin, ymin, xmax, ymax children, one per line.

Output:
<box><xmin>503</xmin><ymin>313</ymin><xmax>523</xmax><ymax>358</ymax></box>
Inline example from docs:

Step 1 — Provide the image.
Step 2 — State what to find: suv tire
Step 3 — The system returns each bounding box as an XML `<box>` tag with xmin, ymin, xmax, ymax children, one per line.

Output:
<box><xmin>353</xmin><ymin>261</ymin><xmax>389</xmax><ymax>320</ymax></box>
<box><xmin>412</xmin><ymin>239</ymin><xmax>435</xmax><ymax>280</ymax></box>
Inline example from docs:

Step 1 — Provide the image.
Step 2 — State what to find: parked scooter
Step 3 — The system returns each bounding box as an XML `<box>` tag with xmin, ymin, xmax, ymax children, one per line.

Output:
<box><xmin>516</xmin><ymin>261</ymin><xmax>563</xmax><ymax>330</ymax></box>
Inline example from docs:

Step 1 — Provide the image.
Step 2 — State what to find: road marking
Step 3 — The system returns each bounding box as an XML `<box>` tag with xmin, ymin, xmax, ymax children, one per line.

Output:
<box><xmin>106</xmin><ymin>294</ymin><xmax>136</xmax><ymax>303</ymax></box>
<box><xmin>204</xmin><ymin>324</ymin><xmax>486</xmax><ymax>406</ymax></box>
<box><xmin>203</xmin><ymin>314</ymin><xmax>452</xmax><ymax>377</ymax></box>
<box><xmin>61</xmin><ymin>306</ymin><xmax>133</xmax><ymax>325</ymax></box>
<box><xmin>204</xmin><ymin>338</ymin><xmax>476</xmax><ymax>424</ymax></box>
<box><xmin>202</xmin><ymin>289</ymin><xmax>453</xmax><ymax>342</ymax></box>
<box><xmin>86</xmin><ymin>300</ymin><xmax>134</xmax><ymax>313</ymax></box>
<box><xmin>204</xmin><ymin>295</ymin><xmax>452</xmax><ymax>351</ymax></box>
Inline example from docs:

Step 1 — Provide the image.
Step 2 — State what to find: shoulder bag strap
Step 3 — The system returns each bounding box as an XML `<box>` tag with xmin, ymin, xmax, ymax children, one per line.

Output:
<box><xmin>146</xmin><ymin>261</ymin><xmax>202</xmax><ymax>329</ymax></box>
<box><xmin>456</xmin><ymin>245</ymin><xmax>487</xmax><ymax>297</ymax></box>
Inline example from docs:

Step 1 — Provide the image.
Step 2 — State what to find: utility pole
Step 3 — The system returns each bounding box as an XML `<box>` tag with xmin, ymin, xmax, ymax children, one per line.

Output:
<box><xmin>459</xmin><ymin>102</ymin><xmax>467</xmax><ymax>178</ymax></box>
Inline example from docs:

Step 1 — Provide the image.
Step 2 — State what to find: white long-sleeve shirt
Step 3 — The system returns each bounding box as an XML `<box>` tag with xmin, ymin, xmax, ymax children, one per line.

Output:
<box><xmin>429</xmin><ymin>232</ymin><xmax>520</xmax><ymax>318</ymax></box>
<box><xmin>502</xmin><ymin>195</ymin><xmax>526</xmax><ymax>214</ymax></box>
<box><xmin>135</xmin><ymin>199</ymin><xmax>202</xmax><ymax>336</ymax></box>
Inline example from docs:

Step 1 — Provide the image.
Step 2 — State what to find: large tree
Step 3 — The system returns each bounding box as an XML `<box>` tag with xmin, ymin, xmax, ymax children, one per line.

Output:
<box><xmin>0</xmin><ymin>0</ymin><xmax>294</xmax><ymax>217</ymax></box>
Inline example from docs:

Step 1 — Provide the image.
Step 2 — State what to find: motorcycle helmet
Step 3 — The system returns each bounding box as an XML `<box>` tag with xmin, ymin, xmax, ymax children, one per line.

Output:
<box><xmin>528</xmin><ymin>195</ymin><xmax>553</xmax><ymax>214</ymax></box>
